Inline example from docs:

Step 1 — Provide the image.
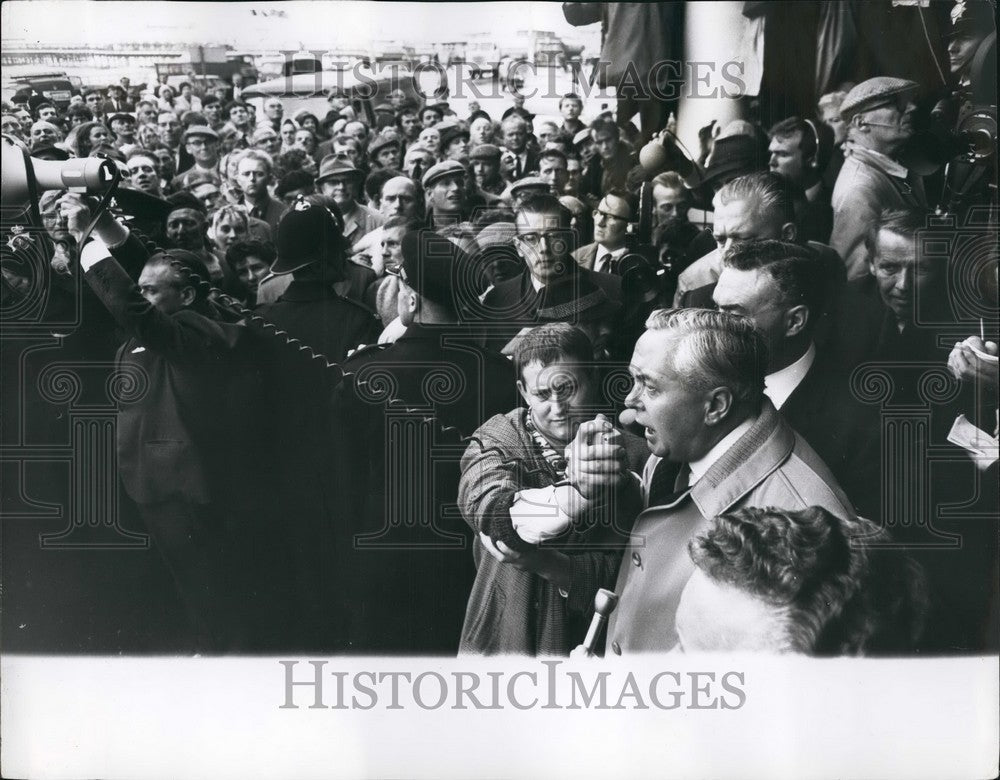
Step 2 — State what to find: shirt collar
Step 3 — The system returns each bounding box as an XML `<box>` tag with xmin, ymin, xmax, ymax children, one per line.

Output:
<box><xmin>597</xmin><ymin>244</ymin><xmax>627</xmax><ymax>259</ymax></box>
<box><xmin>764</xmin><ymin>342</ymin><xmax>816</xmax><ymax>410</ymax></box>
<box><xmin>688</xmin><ymin>418</ymin><xmax>755</xmax><ymax>486</ymax></box>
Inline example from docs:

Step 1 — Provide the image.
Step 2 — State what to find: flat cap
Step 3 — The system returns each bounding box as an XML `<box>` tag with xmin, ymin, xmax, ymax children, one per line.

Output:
<box><xmin>572</xmin><ymin>128</ymin><xmax>592</xmax><ymax>147</ymax></box>
<box><xmin>476</xmin><ymin>221</ymin><xmax>517</xmax><ymax>249</ymax></box>
<box><xmin>183</xmin><ymin>124</ymin><xmax>219</xmax><ymax>141</ymax></box>
<box><xmin>108</xmin><ymin>112</ymin><xmax>136</xmax><ymax>125</ymax></box>
<box><xmin>317</xmin><ymin>155</ymin><xmax>363</xmax><ymax>182</ymax></box>
<box><xmin>251</xmin><ymin>126</ymin><xmax>278</xmax><ymax>144</ymax></box>
<box><xmin>510</xmin><ymin>176</ymin><xmax>550</xmax><ymax>196</ymax></box>
<box><xmin>839</xmin><ymin>77</ymin><xmax>919</xmax><ymax>121</ymax></box>
<box><xmin>421</xmin><ymin>159</ymin><xmax>467</xmax><ymax>189</ymax></box>
<box><xmin>469</xmin><ymin>143</ymin><xmax>501</xmax><ymax>161</ymax></box>
<box><xmin>388</xmin><ymin>229</ymin><xmax>468</xmax><ymax>308</ymax></box>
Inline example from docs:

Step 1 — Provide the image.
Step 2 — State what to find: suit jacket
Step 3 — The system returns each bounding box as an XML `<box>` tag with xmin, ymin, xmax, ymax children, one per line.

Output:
<box><xmin>83</xmin><ymin>252</ymin><xmax>256</xmax><ymax>507</ymax></box>
<box><xmin>572</xmin><ymin>242</ymin><xmax>627</xmax><ymax>274</ymax></box>
<box><xmin>779</xmin><ymin>349</ymin><xmax>880</xmax><ymax>519</ymax></box>
<box><xmin>482</xmin><ymin>267</ymin><xmax>623</xmax><ymax>318</ymax></box>
<box><xmin>243</xmin><ymin>194</ymin><xmax>287</xmax><ymax>236</ymax></box>
<box><xmin>607</xmin><ymin>399</ymin><xmax>860</xmax><ymax>653</ymax></box>
<box><xmin>100</xmin><ymin>98</ymin><xmax>134</xmax><ymax>115</ymax></box>
<box><xmin>458</xmin><ymin>408</ymin><xmax>646</xmax><ymax>655</ymax></box>
<box><xmin>506</xmin><ymin>148</ymin><xmax>540</xmax><ymax>181</ymax></box>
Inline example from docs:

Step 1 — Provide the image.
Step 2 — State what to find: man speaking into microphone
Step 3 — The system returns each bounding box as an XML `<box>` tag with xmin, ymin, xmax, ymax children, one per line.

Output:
<box><xmin>605</xmin><ymin>308</ymin><xmax>865</xmax><ymax>655</ymax></box>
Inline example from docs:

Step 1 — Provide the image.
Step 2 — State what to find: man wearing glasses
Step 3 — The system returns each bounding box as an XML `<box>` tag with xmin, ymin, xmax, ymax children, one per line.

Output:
<box><xmin>170</xmin><ymin>126</ymin><xmax>222</xmax><ymax>192</ymax></box>
<box><xmin>481</xmin><ymin>194</ymin><xmax>622</xmax><ymax>327</ymax></box>
<box><xmin>830</xmin><ymin>77</ymin><xmax>928</xmax><ymax>280</ymax></box>
<box><xmin>572</xmin><ymin>189</ymin><xmax>635</xmax><ymax>274</ymax></box>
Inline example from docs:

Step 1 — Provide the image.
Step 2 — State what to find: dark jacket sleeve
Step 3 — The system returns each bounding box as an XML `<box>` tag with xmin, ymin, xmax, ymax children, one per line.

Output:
<box><xmin>83</xmin><ymin>254</ymin><xmax>235</xmax><ymax>366</ymax></box>
<box><xmin>107</xmin><ymin>232</ymin><xmax>154</xmax><ymax>282</ymax></box>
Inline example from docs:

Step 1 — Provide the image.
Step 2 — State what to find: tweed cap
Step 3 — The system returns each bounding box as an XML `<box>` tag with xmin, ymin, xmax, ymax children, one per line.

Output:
<box><xmin>510</xmin><ymin>176</ymin><xmax>550</xmax><ymax>196</ymax></box>
<box><xmin>421</xmin><ymin>159</ymin><xmax>467</xmax><ymax>189</ymax></box>
<box><xmin>183</xmin><ymin>124</ymin><xmax>219</xmax><ymax>141</ymax></box>
<box><xmin>839</xmin><ymin>77</ymin><xmax>919</xmax><ymax>121</ymax></box>
<box><xmin>476</xmin><ymin>221</ymin><xmax>517</xmax><ymax>249</ymax></box>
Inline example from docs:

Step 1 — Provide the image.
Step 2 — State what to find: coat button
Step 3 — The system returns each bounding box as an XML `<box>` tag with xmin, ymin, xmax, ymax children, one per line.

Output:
<box><xmin>632</xmin><ymin>552</ymin><xmax>642</xmax><ymax>568</ymax></box>
<box><xmin>611</xmin><ymin>641</ymin><xmax>621</xmax><ymax>655</ymax></box>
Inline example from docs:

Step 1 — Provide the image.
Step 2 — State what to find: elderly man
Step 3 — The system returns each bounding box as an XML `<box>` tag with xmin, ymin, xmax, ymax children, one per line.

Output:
<box><xmin>500</xmin><ymin>114</ymin><xmax>538</xmax><ymax>181</ymax></box>
<box><xmin>29</xmin><ymin>120</ymin><xmax>62</xmax><ymax>149</ymax></box>
<box><xmin>830</xmin><ymin>77</ymin><xmax>927</xmax><ymax>280</ymax></box>
<box><xmin>316</xmin><ymin>156</ymin><xmax>382</xmax><ymax>246</ymax></box>
<box><xmin>350</xmin><ymin>175</ymin><xmax>421</xmax><ymax>266</ymax></box>
<box><xmin>831</xmin><ymin>207</ymin><xmax>951</xmax><ymax>370</ymax></box>
<box><xmin>605</xmin><ymin>308</ymin><xmax>860</xmax><ymax>653</ymax></box>
<box><xmin>263</xmin><ymin>98</ymin><xmax>284</xmax><ymax>132</ymax></box>
<box><xmin>573</xmin><ymin>188</ymin><xmax>635</xmax><ymax>274</ymax></box>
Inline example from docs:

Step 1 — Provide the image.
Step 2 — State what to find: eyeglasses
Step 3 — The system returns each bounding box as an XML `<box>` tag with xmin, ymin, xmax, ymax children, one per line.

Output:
<box><xmin>516</xmin><ymin>229</ymin><xmax>571</xmax><ymax>247</ymax></box>
<box><xmin>593</xmin><ymin>209</ymin><xmax>627</xmax><ymax>223</ymax></box>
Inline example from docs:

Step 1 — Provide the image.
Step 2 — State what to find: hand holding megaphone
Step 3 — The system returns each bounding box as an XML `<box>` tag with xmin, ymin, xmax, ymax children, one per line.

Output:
<box><xmin>3</xmin><ymin>134</ymin><xmax>119</xmax><ymax>209</ymax></box>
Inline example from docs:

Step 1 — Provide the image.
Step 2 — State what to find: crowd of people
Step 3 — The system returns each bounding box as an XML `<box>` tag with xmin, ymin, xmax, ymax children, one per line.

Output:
<box><xmin>2</xmin><ymin>0</ymin><xmax>996</xmax><ymax>657</ymax></box>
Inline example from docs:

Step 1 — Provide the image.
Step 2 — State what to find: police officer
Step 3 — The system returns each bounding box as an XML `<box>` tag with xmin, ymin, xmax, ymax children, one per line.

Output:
<box><xmin>333</xmin><ymin>229</ymin><xmax>517</xmax><ymax>653</ymax></box>
<box><xmin>253</xmin><ymin>201</ymin><xmax>381</xmax><ymax>650</ymax></box>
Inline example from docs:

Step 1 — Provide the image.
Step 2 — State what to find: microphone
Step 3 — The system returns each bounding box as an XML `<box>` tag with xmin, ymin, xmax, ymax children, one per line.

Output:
<box><xmin>581</xmin><ymin>588</ymin><xmax>619</xmax><ymax>656</ymax></box>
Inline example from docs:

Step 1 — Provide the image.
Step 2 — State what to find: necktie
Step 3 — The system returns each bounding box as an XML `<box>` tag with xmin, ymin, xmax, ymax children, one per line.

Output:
<box><xmin>514</xmin><ymin>155</ymin><xmax>523</xmax><ymax>179</ymax></box>
<box><xmin>647</xmin><ymin>460</ymin><xmax>691</xmax><ymax>507</ymax></box>
<box><xmin>598</xmin><ymin>253</ymin><xmax>613</xmax><ymax>273</ymax></box>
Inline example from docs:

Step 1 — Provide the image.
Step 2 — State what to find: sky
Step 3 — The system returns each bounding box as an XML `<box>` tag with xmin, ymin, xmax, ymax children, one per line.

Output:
<box><xmin>1</xmin><ymin>1</ymin><xmax>601</xmax><ymax>51</ymax></box>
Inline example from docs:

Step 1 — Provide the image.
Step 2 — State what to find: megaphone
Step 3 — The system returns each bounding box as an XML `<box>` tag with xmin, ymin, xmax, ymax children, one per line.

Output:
<box><xmin>2</xmin><ymin>134</ymin><xmax>119</xmax><ymax>208</ymax></box>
